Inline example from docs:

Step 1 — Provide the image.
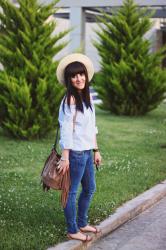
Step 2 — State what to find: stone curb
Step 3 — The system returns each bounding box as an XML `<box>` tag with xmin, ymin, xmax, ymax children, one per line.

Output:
<box><xmin>47</xmin><ymin>179</ymin><xmax>166</xmax><ymax>250</ymax></box>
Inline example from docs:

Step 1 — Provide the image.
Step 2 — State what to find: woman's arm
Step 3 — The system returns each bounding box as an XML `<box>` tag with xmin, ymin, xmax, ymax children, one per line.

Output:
<box><xmin>59</xmin><ymin>149</ymin><xmax>70</xmax><ymax>175</ymax></box>
<box><xmin>61</xmin><ymin>149</ymin><xmax>70</xmax><ymax>160</ymax></box>
<box><xmin>94</xmin><ymin>135</ymin><xmax>98</xmax><ymax>149</ymax></box>
<box><xmin>58</xmin><ymin>96</ymin><xmax>76</xmax><ymax>175</ymax></box>
<box><xmin>93</xmin><ymin>135</ymin><xmax>102</xmax><ymax>166</ymax></box>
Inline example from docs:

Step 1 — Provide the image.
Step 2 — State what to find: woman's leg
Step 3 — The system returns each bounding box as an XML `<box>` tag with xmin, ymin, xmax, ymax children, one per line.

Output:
<box><xmin>64</xmin><ymin>150</ymin><xmax>86</xmax><ymax>234</ymax></box>
<box><xmin>77</xmin><ymin>150</ymin><xmax>96</xmax><ymax>228</ymax></box>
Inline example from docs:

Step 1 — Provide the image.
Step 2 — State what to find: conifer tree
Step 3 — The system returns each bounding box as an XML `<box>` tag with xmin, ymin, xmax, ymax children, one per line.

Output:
<box><xmin>0</xmin><ymin>0</ymin><xmax>68</xmax><ymax>138</ymax></box>
<box><xmin>94</xmin><ymin>0</ymin><xmax>166</xmax><ymax>115</ymax></box>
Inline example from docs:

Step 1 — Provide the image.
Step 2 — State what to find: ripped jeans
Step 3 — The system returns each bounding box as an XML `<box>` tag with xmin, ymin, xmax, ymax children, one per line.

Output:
<box><xmin>64</xmin><ymin>149</ymin><xmax>96</xmax><ymax>233</ymax></box>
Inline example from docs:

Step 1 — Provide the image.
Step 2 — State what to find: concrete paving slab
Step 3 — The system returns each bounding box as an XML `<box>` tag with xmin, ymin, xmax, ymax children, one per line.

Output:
<box><xmin>89</xmin><ymin>196</ymin><xmax>166</xmax><ymax>250</ymax></box>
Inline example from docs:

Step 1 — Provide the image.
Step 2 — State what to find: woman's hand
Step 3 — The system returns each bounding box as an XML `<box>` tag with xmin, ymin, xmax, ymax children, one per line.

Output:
<box><xmin>58</xmin><ymin>159</ymin><xmax>70</xmax><ymax>175</ymax></box>
<box><xmin>94</xmin><ymin>151</ymin><xmax>102</xmax><ymax>167</ymax></box>
<box><xmin>58</xmin><ymin>149</ymin><xmax>70</xmax><ymax>175</ymax></box>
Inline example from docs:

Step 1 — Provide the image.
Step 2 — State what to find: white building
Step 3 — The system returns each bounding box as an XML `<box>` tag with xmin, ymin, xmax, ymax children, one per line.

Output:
<box><xmin>46</xmin><ymin>0</ymin><xmax>166</xmax><ymax>71</ymax></box>
<box><xmin>12</xmin><ymin>0</ymin><xmax>166</xmax><ymax>70</ymax></box>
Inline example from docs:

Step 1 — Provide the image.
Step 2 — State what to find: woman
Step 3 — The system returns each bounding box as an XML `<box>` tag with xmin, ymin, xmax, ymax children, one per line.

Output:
<box><xmin>56</xmin><ymin>53</ymin><xmax>102</xmax><ymax>242</ymax></box>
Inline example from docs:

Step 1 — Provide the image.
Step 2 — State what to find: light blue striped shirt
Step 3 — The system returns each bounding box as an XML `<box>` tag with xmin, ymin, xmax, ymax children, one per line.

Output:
<box><xmin>58</xmin><ymin>98</ymin><xmax>98</xmax><ymax>151</ymax></box>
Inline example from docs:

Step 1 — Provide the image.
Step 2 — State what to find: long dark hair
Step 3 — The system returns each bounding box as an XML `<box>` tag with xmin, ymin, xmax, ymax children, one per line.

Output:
<box><xmin>62</xmin><ymin>61</ymin><xmax>92</xmax><ymax>113</ymax></box>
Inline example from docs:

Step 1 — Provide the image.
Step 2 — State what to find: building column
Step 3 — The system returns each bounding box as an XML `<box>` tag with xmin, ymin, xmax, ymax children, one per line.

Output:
<box><xmin>70</xmin><ymin>7</ymin><xmax>86</xmax><ymax>53</ymax></box>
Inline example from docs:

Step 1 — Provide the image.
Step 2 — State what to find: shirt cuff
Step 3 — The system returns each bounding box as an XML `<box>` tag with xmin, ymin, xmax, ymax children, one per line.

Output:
<box><xmin>59</xmin><ymin>139</ymin><xmax>73</xmax><ymax>150</ymax></box>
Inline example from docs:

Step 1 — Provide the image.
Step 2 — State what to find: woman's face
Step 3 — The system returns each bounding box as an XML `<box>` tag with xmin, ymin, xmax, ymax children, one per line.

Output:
<box><xmin>70</xmin><ymin>73</ymin><xmax>86</xmax><ymax>91</ymax></box>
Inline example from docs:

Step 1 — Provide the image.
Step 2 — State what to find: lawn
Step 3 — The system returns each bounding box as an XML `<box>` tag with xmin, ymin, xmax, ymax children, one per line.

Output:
<box><xmin>0</xmin><ymin>103</ymin><xmax>166</xmax><ymax>250</ymax></box>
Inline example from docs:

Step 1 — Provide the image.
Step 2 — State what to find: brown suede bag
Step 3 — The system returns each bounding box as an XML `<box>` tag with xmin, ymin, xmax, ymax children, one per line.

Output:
<box><xmin>41</xmin><ymin>112</ymin><xmax>77</xmax><ymax>208</ymax></box>
<box><xmin>41</xmin><ymin>126</ymin><xmax>70</xmax><ymax>208</ymax></box>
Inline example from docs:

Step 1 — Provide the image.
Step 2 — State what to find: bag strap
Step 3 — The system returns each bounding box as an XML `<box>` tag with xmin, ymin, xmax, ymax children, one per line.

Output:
<box><xmin>53</xmin><ymin>110</ymin><xmax>77</xmax><ymax>150</ymax></box>
<box><xmin>53</xmin><ymin>123</ymin><xmax>60</xmax><ymax>150</ymax></box>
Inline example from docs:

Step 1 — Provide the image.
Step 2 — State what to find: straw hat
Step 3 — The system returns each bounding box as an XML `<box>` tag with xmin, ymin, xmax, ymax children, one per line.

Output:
<box><xmin>56</xmin><ymin>53</ymin><xmax>94</xmax><ymax>85</ymax></box>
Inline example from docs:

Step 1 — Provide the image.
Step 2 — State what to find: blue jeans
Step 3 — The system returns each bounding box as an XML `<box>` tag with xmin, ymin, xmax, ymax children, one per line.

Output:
<box><xmin>64</xmin><ymin>149</ymin><xmax>96</xmax><ymax>233</ymax></box>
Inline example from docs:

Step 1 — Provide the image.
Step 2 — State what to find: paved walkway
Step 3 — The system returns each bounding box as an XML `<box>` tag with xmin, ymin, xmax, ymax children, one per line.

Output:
<box><xmin>89</xmin><ymin>196</ymin><xmax>166</xmax><ymax>250</ymax></box>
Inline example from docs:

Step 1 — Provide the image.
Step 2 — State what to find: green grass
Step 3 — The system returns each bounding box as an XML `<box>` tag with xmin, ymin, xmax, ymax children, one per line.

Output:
<box><xmin>0</xmin><ymin>103</ymin><xmax>166</xmax><ymax>249</ymax></box>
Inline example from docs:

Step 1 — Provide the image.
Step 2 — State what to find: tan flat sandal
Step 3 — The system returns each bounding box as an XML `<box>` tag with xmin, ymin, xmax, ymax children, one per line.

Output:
<box><xmin>67</xmin><ymin>232</ymin><xmax>92</xmax><ymax>242</ymax></box>
<box><xmin>79</xmin><ymin>225</ymin><xmax>101</xmax><ymax>234</ymax></box>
